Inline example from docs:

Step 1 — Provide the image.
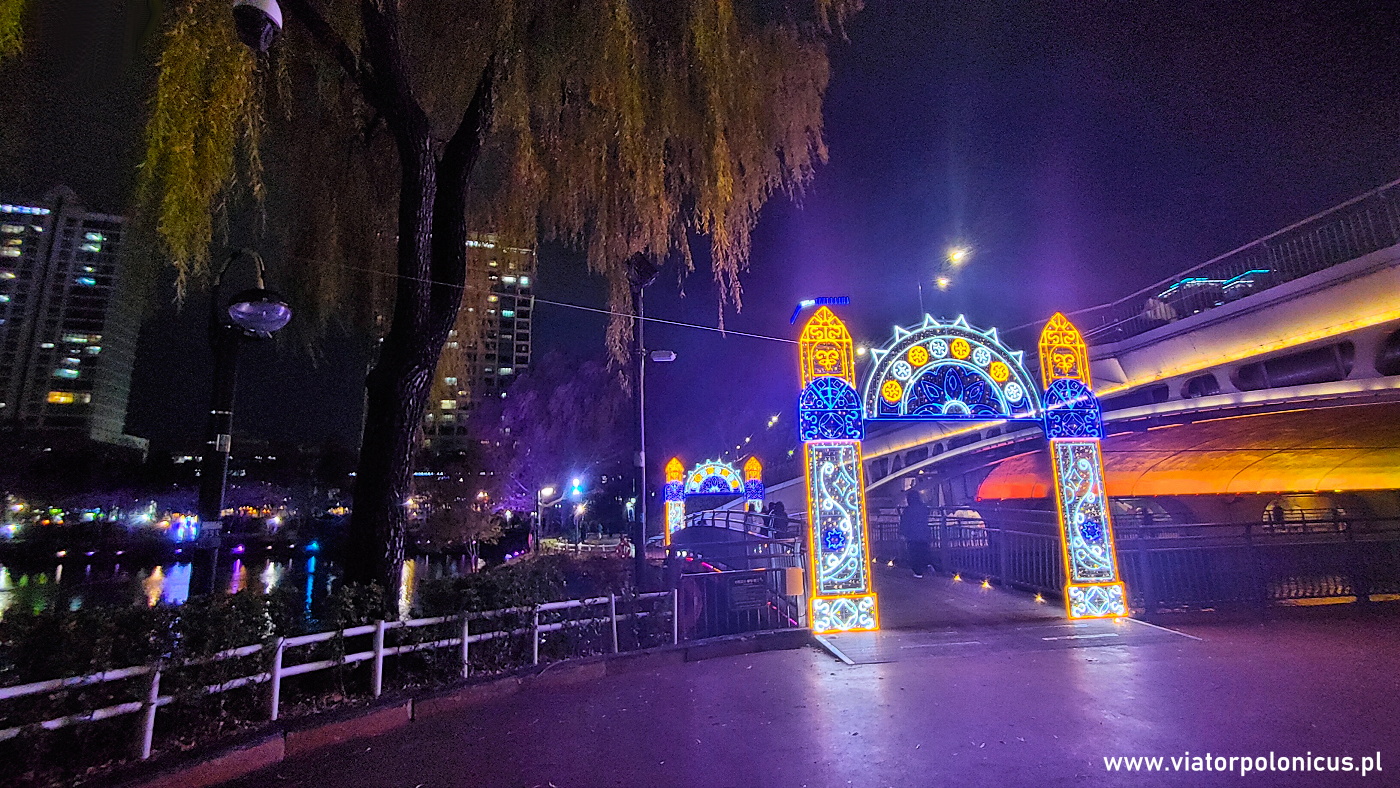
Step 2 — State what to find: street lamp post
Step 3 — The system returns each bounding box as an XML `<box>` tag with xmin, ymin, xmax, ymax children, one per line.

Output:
<box><xmin>195</xmin><ymin>249</ymin><xmax>293</xmax><ymax>564</ymax></box>
<box><xmin>627</xmin><ymin>254</ymin><xmax>659</xmax><ymax>587</ymax></box>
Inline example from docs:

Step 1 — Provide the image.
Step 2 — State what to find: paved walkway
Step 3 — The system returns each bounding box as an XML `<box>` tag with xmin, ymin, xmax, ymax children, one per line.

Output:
<box><xmin>224</xmin><ymin>568</ymin><xmax>1400</xmax><ymax>787</ymax></box>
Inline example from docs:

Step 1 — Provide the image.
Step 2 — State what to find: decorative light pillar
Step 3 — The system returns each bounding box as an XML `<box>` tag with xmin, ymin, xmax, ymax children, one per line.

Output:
<box><xmin>1039</xmin><ymin>313</ymin><xmax>1128</xmax><ymax>618</ymax></box>
<box><xmin>663</xmin><ymin>457</ymin><xmax>685</xmax><ymax>544</ymax></box>
<box><xmin>797</xmin><ymin>307</ymin><xmax>878</xmax><ymax>633</ymax></box>
<box><xmin>743</xmin><ymin>456</ymin><xmax>765</xmax><ymax>511</ymax></box>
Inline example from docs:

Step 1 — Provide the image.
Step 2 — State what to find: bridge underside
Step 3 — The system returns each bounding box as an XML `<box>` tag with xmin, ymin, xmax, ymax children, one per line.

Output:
<box><xmin>979</xmin><ymin>400</ymin><xmax>1400</xmax><ymax>502</ymax></box>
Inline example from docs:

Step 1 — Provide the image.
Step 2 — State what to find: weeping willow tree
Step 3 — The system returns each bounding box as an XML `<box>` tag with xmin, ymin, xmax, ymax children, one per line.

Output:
<box><xmin>130</xmin><ymin>0</ymin><xmax>860</xmax><ymax>590</ymax></box>
<box><xmin>0</xmin><ymin>0</ymin><xmax>24</xmax><ymax>59</ymax></box>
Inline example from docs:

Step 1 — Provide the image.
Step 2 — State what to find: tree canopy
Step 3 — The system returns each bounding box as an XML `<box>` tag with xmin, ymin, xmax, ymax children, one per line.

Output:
<box><xmin>135</xmin><ymin>0</ymin><xmax>860</xmax><ymax>349</ymax></box>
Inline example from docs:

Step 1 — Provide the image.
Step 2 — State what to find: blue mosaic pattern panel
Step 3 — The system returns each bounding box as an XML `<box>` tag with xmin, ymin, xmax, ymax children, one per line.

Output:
<box><xmin>1043</xmin><ymin>378</ymin><xmax>1105</xmax><ymax>440</ymax></box>
<box><xmin>799</xmin><ymin>377</ymin><xmax>864</xmax><ymax>441</ymax></box>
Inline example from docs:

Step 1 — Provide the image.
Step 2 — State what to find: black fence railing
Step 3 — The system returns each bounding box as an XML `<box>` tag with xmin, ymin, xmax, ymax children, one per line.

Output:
<box><xmin>871</xmin><ymin>507</ymin><xmax>1400</xmax><ymax>613</ymax></box>
<box><xmin>674</xmin><ymin>567</ymin><xmax>805</xmax><ymax>641</ymax></box>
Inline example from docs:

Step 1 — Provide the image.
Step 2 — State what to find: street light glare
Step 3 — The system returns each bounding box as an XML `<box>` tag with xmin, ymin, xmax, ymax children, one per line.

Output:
<box><xmin>947</xmin><ymin>246</ymin><xmax>970</xmax><ymax>265</ymax></box>
<box><xmin>936</xmin><ymin>276</ymin><xmax>952</xmax><ymax>291</ymax></box>
<box><xmin>540</xmin><ymin>486</ymin><xmax>556</xmax><ymax>497</ymax></box>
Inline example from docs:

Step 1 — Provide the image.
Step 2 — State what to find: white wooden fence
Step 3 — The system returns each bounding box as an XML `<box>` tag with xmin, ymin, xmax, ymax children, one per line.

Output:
<box><xmin>0</xmin><ymin>590</ymin><xmax>676</xmax><ymax>760</ymax></box>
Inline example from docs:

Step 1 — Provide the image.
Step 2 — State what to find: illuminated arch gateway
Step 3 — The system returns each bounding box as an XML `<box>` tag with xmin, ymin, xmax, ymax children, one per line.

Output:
<box><xmin>796</xmin><ymin>307</ymin><xmax>1126</xmax><ymax>631</ymax></box>
<box><xmin>662</xmin><ymin>456</ymin><xmax>765</xmax><ymax>543</ymax></box>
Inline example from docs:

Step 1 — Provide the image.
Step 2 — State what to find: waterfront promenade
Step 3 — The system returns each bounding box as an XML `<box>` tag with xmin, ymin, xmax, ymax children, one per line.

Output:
<box><xmin>222</xmin><ymin>569</ymin><xmax>1400</xmax><ymax>787</ymax></box>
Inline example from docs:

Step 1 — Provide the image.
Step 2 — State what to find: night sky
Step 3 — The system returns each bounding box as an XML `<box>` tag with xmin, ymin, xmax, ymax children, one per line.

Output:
<box><xmin>5</xmin><ymin>1</ymin><xmax>1400</xmax><ymax>468</ymax></box>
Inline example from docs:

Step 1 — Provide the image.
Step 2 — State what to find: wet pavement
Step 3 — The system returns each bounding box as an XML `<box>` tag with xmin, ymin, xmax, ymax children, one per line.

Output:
<box><xmin>222</xmin><ymin>567</ymin><xmax>1400</xmax><ymax>787</ymax></box>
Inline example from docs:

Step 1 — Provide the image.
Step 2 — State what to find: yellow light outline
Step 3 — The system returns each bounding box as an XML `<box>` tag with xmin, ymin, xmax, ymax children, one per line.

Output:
<box><xmin>800</xmin><ymin>306</ymin><xmax>880</xmax><ymax>634</ymax></box>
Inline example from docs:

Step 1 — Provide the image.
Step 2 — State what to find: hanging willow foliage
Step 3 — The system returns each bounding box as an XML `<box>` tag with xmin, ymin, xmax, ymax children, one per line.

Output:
<box><xmin>135</xmin><ymin>0</ymin><xmax>263</xmax><ymax>298</ymax></box>
<box><xmin>0</xmin><ymin>0</ymin><xmax>24</xmax><ymax>59</ymax></box>
<box><xmin>136</xmin><ymin>0</ymin><xmax>859</xmax><ymax>355</ymax></box>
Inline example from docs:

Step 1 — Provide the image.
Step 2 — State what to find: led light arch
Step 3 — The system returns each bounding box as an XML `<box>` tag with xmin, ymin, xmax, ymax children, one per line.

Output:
<box><xmin>795</xmin><ymin>307</ymin><xmax>1126</xmax><ymax>624</ymax></box>
<box><xmin>863</xmin><ymin>315</ymin><xmax>1041</xmax><ymax>421</ymax></box>
<box><xmin>662</xmin><ymin>456</ymin><xmax>765</xmax><ymax>543</ymax></box>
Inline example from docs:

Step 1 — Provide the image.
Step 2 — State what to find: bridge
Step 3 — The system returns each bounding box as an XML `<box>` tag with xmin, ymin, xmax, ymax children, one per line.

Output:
<box><xmin>748</xmin><ymin>179</ymin><xmax>1400</xmax><ymax>618</ymax></box>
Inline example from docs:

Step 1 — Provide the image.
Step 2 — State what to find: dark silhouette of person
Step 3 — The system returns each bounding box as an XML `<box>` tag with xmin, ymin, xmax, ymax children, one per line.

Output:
<box><xmin>768</xmin><ymin>501</ymin><xmax>792</xmax><ymax>538</ymax></box>
<box><xmin>900</xmin><ymin>489</ymin><xmax>932</xmax><ymax>577</ymax></box>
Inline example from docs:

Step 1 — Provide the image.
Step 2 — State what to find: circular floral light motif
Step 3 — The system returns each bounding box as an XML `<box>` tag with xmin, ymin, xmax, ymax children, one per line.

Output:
<box><xmin>1004</xmin><ymin>381</ymin><xmax>1024</xmax><ymax>403</ymax></box>
<box><xmin>929</xmin><ymin>339</ymin><xmax>949</xmax><ymax>359</ymax></box>
<box><xmin>907</xmin><ymin>344</ymin><xmax>930</xmax><ymax>367</ymax></box>
<box><xmin>891</xmin><ymin>360</ymin><xmax>913</xmax><ymax>381</ymax></box>
<box><xmin>950</xmin><ymin>337</ymin><xmax>971</xmax><ymax>359</ymax></box>
<box><xmin>881</xmin><ymin>379</ymin><xmax>904</xmax><ymax>403</ymax></box>
<box><xmin>989</xmin><ymin>361</ymin><xmax>1010</xmax><ymax>382</ymax></box>
<box><xmin>972</xmin><ymin>346</ymin><xmax>992</xmax><ymax>367</ymax></box>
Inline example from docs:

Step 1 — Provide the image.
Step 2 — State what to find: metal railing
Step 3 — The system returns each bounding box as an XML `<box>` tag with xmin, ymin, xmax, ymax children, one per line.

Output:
<box><xmin>675</xmin><ymin>567</ymin><xmax>805</xmax><ymax>640</ymax></box>
<box><xmin>682</xmin><ymin>509</ymin><xmax>791</xmax><ymax>540</ymax></box>
<box><xmin>0</xmin><ymin>591</ymin><xmax>676</xmax><ymax>760</ymax></box>
<box><xmin>666</xmin><ymin>537</ymin><xmax>804</xmax><ymax>572</ymax></box>
<box><xmin>873</xmin><ymin>507</ymin><xmax>1400</xmax><ymax>612</ymax></box>
<box><xmin>1036</xmin><ymin>178</ymin><xmax>1400</xmax><ymax>344</ymax></box>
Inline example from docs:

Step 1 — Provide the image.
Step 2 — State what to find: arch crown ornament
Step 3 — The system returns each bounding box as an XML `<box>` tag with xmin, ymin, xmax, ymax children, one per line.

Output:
<box><xmin>862</xmin><ymin>315</ymin><xmax>1041</xmax><ymax>421</ymax></box>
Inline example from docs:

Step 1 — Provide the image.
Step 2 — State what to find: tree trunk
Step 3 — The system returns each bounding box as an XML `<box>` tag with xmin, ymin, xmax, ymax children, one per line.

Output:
<box><xmin>337</xmin><ymin>6</ymin><xmax>493</xmax><ymax>593</ymax></box>
<box><xmin>344</xmin><ymin>140</ymin><xmax>441</xmax><ymax>591</ymax></box>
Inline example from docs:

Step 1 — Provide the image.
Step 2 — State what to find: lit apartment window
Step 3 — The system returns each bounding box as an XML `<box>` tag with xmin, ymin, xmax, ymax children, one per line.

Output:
<box><xmin>47</xmin><ymin>391</ymin><xmax>75</xmax><ymax>404</ymax></box>
<box><xmin>440</xmin><ymin>399</ymin><xmax>456</xmax><ymax>410</ymax></box>
<box><xmin>0</xmin><ymin>224</ymin><xmax>24</xmax><ymax>234</ymax></box>
<box><xmin>501</xmin><ymin>310</ymin><xmax>515</xmax><ymax>317</ymax></box>
<box><xmin>75</xmin><ymin>277</ymin><xmax>98</xmax><ymax>287</ymax></box>
<box><xmin>444</xmin><ymin>376</ymin><xmax>457</xmax><ymax>386</ymax></box>
<box><xmin>498</xmin><ymin>367</ymin><xmax>514</xmax><ymax>375</ymax></box>
<box><xmin>83</xmin><ymin>232</ymin><xmax>106</xmax><ymax>242</ymax></box>
<box><xmin>0</xmin><ymin>249</ymin><xmax>19</xmax><ymax>258</ymax></box>
<box><xmin>53</xmin><ymin>368</ymin><xmax>79</xmax><ymax>379</ymax></box>
<box><xmin>519</xmin><ymin>276</ymin><xmax>531</xmax><ymax>287</ymax></box>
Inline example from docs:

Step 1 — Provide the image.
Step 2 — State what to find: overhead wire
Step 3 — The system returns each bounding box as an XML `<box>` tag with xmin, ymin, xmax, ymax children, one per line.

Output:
<box><xmin>322</xmin><ymin>259</ymin><xmax>798</xmax><ymax>344</ymax></box>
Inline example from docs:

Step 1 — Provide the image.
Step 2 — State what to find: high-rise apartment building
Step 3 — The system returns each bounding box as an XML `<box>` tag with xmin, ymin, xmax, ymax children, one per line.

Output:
<box><xmin>423</xmin><ymin>235</ymin><xmax>536</xmax><ymax>455</ymax></box>
<box><xmin>0</xmin><ymin>188</ymin><xmax>146</xmax><ymax>453</ymax></box>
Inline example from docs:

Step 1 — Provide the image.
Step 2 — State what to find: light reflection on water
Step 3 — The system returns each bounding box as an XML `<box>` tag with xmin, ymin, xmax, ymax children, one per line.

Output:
<box><xmin>0</xmin><ymin>554</ymin><xmax>472</xmax><ymax>620</ymax></box>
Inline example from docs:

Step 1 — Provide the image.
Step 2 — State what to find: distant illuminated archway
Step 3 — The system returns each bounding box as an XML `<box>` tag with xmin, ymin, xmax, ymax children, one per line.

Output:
<box><xmin>662</xmin><ymin>457</ymin><xmax>764</xmax><ymax>543</ymax></box>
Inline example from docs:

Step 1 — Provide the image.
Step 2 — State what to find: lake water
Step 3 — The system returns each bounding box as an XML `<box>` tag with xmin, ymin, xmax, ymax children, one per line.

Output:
<box><xmin>0</xmin><ymin>555</ymin><xmax>473</xmax><ymax>621</ymax></box>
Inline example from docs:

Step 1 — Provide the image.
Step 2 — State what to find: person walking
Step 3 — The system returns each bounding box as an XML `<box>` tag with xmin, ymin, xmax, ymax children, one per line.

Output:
<box><xmin>900</xmin><ymin>489</ymin><xmax>932</xmax><ymax>577</ymax></box>
<box><xmin>768</xmin><ymin>501</ymin><xmax>792</xmax><ymax>539</ymax></box>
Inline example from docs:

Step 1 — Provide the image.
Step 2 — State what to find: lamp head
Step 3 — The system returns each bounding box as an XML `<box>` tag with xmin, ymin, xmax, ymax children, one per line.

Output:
<box><xmin>227</xmin><ymin>288</ymin><xmax>293</xmax><ymax>336</ymax></box>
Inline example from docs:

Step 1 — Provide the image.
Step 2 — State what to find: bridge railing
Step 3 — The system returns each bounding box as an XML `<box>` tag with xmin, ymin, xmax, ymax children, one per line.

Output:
<box><xmin>871</xmin><ymin>506</ymin><xmax>1400</xmax><ymax>613</ymax></box>
<box><xmin>1054</xmin><ymin>178</ymin><xmax>1400</xmax><ymax>345</ymax></box>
